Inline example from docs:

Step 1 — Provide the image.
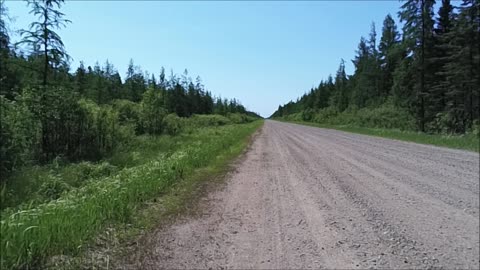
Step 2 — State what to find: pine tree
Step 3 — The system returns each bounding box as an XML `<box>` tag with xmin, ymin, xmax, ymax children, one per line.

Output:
<box><xmin>429</xmin><ymin>0</ymin><xmax>455</xmax><ymax>120</ymax></box>
<box><xmin>124</xmin><ymin>59</ymin><xmax>145</xmax><ymax>102</ymax></box>
<box><xmin>442</xmin><ymin>0</ymin><xmax>480</xmax><ymax>132</ymax></box>
<box><xmin>0</xmin><ymin>0</ymin><xmax>19</xmax><ymax>99</ymax></box>
<box><xmin>18</xmin><ymin>0</ymin><xmax>71</xmax><ymax>88</ymax></box>
<box><xmin>149</xmin><ymin>73</ymin><xmax>157</xmax><ymax>90</ymax></box>
<box><xmin>74</xmin><ymin>61</ymin><xmax>86</xmax><ymax>95</ymax></box>
<box><xmin>379</xmin><ymin>14</ymin><xmax>401</xmax><ymax>97</ymax></box>
<box><xmin>399</xmin><ymin>0</ymin><xmax>436</xmax><ymax>131</ymax></box>
<box><xmin>159</xmin><ymin>67</ymin><xmax>166</xmax><ymax>89</ymax></box>
<box><xmin>330</xmin><ymin>59</ymin><xmax>349</xmax><ymax>111</ymax></box>
<box><xmin>350</xmin><ymin>23</ymin><xmax>381</xmax><ymax>108</ymax></box>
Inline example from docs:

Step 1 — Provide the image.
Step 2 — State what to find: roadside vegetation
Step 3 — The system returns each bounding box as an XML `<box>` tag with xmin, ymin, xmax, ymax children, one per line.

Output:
<box><xmin>271</xmin><ymin>0</ymin><xmax>479</xmax><ymax>148</ymax></box>
<box><xmin>1</xmin><ymin>121</ymin><xmax>262</xmax><ymax>269</ymax></box>
<box><xmin>276</xmin><ymin>118</ymin><xmax>479</xmax><ymax>152</ymax></box>
<box><xmin>0</xmin><ymin>0</ymin><xmax>262</xmax><ymax>268</ymax></box>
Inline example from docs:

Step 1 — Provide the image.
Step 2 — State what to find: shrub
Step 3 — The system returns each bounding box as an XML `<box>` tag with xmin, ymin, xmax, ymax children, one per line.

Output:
<box><xmin>112</xmin><ymin>99</ymin><xmax>141</xmax><ymax>133</ymax></box>
<box><xmin>356</xmin><ymin>105</ymin><xmax>415</xmax><ymax>130</ymax></box>
<box><xmin>37</xmin><ymin>175</ymin><xmax>71</xmax><ymax>200</ymax></box>
<box><xmin>426</xmin><ymin>111</ymin><xmax>476</xmax><ymax>134</ymax></box>
<box><xmin>1</xmin><ymin>159</ymin><xmax>121</xmax><ymax>209</ymax></box>
<box><xmin>163</xmin><ymin>113</ymin><xmax>185</xmax><ymax>135</ymax></box>
<box><xmin>309</xmin><ymin>104</ymin><xmax>415</xmax><ymax>131</ymax></box>
<box><xmin>188</xmin><ymin>114</ymin><xmax>232</xmax><ymax>127</ymax></box>
<box><xmin>60</xmin><ymin>161</ymin><xmax>118</xmax><ymax>187</ymax></box>
<box><xmin>0</xmin><ymin>95</ymin><xmax>41</xmax><ymax>181</ymax></box>
<box><xmin>284</xmin><ymin>112</ymin><xmax>303</xmax><ymax>122</ymax></box>
<box><xmin>139</xmin><ymin>89</ymin><xmax>168</xmax><ymax>135</ymax></box>
<box><xmin>312</xmin><ymin>107</ymin><xmax>339</xmax><ymax>123</ymax></box>
<box><xmin>225</xmin><ymin>113</ymin><xmax>248</xmax><ymax>124</ymax></box>
<box><xmin>301</xmin><ymin>108</ymin><xmax>315</xmax><ymax>121</ymax></box>
<box><xmin>472</xmin><ymin>120</ymin><xmax>480</xmax><ymax>137</ymax></box>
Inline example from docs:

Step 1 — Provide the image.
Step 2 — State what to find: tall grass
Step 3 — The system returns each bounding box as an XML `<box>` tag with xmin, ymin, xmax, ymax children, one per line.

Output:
<box><xmin>1</xmin><ymin>135</ymin><xmax>180</xmax><ymax>209</ymax></box>
<box><xmin>0</xmin><ymin>121</ymin><xmax>262</xmax><ymax>269</ymax></box>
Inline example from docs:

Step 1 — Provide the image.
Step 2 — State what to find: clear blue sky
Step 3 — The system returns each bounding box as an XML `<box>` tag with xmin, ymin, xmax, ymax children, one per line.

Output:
<box><xmin>7</xmin><ymin>1</ymin><xmax>403</xmax><ymax>117</ymax></box>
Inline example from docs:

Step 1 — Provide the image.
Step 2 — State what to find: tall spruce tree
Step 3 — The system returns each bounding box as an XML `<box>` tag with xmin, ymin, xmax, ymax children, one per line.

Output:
<box><xmin>0</xmin><ymin>0</ymin><xmax>18</xmax><ymax>99</ymax></box>
<box><xmin>441</xmin><ymin>0</ymin><xmax>480</xmax><ymax>132</ymax></box>
<box><xmin>330</xmin><ymin>59</ymin><xmax>349</xmax><ymax>111</ymax></box>
<box><xmin>430</xmin><ymin>0</ymin><xmax>455</xmax><ymax>121</ymax></box>
<box><xmin>18</xmin><ymin>0</ymin><xmax>71</xmax><ymax>88</ymax></box>
<box><xmin>399</xmin><ymin>0</ymin><xmax>436</xmax><ymax>131</ymax></box>
<box><xmin>379</xmin><ymin>14</ymin><xmax>401</xmax><ymax>97</ymax></box>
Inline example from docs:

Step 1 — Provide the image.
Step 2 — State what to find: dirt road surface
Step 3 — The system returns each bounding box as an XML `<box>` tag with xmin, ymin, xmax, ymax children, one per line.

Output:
<box><xmin>129</xmin><ymin>120</ymin><xmax>480</xmax><ymax>269</ymax></box>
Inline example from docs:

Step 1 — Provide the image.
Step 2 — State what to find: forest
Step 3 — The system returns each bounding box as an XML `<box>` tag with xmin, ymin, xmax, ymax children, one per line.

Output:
<box><xmin>0</xmin><ymin>0</ymin><xmax>259</xmax><ymax>181</ymax></box>
<box><xmin>0</xmin><ymin>1</ymin><xmax>262</xmax><ymax>268</ymax></box>
<box><xmin>271</xmin><ymin>0</ymin><xmax>479</xmax><ymax>135</ymax></box>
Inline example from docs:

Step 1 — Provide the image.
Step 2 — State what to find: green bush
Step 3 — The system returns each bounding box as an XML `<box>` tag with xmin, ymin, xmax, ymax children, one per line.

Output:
<box><xmin>312</xmin><ymin>107</ymin><xmax>339</xmax><ymax>124</ymax></box>
<box><xmin>140</xmin><ymin>89</ymin><xmax>167</xmax><ymax>135</ymax></box>
<box><xmin>227</xmin><ymin>113</ymin><xmax>257</xmax><ymax>124</ymax></box>
<box><xmin>76</xmin><ymin>99</ymin><xmax>135</xmax><ymax>160</ymax></box>
<box><xmin>0</xmin><ymin>95</ymin><xmax>41</xmax><ymax>181</ymax></box>
<box><xmin>112</xmin><ymin>99</ymin><xmax>141</xmax><ymax>133</ymax></box>
<box><xmin>284</xmin><ymin>112</ymin><xmax>303</xmax><ymax>122</ymax></box>
<box><xmin>309</xmin><ymin>104</ymin><xmax>415</xmax><ymax>131</ymax></box>
<box><xmin>1</xmin><ymin>160</ymin><xmax>120</xmax><ymax>209</ymax></box>
<box><xmin>472</xmin><ymin>120</ymin><xmax>480</xmax><ymax>137</ymax></box>
<box><xmin>0</xmin><ymin>166</ymin><xmax>50</xmax><ymax>208</ymax></box>
<box><xmin>37</xmin><ymin>175</ymin><xmax>71</xmax><ymax>200</ymax></box>
<box><xmin>301</xmin><ymin>108</ymin><xmax>315</xmax><ymax>121</ymax></box>
<box><xmin>163</xmin><ymin>113</ymin><xmax>185</xmax><ymax>135</ymax></box>
<box><xmin>426</xmin><ymin>111</ymin><xmax>475</xmax><ymax>134</ymax></box>
<box><xmin>355</xmin><ymin>105</ymin><xmax>415</xmax><ymax>130</ymax></box>
<box><xmin>60</xmin><ymin>161</ymin><xmax>118</xmax><ymax>187</ymax></box>
<box><xmin>188</xmin><ymin>114</ymin><xmax>232</xmax><ymax>127</ymax></box>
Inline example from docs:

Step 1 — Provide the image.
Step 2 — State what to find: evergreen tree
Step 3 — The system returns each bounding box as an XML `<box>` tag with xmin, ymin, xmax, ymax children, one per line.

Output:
<box><xmin>399</xmin><ymin>0</ymin><xmax>436</xmax><ymax>131</ymax></box>
<box><xmin>379</xmin><ymin>14</ymin><xmax>401</xmax><ymax>97</ymax></box>
<box><xmin>73</xmin><ymin>61</ymin><xmax>86</xmax><ymax>95</ymax></box>
<box><xmin>0</xmin><ymin>0</ymin><xmax>19</xmax><ymax>99</ymax></box>
<box><xmin>330</xmin><ymin>59</ymin><xmax>349</xmax><ymax>111</ymax></box>
<box><xmin>441</xmin><ymin>0</ymin><xmax>480</xmax><ymax>131</ymax></box>
<box><xmin>351</xmin><ymin>26</ymin><xmax>381</xmax><ymax>108</ymax></box>
<box><xmin>429</xmin><ymin>0</ymin><xmax>455</xmax><ymax>119</ymax></box>
<box><xmin>18</xmin><ymin>0</ymin><xmax>71</xmax><ymax>88</ymax></box>
<box><xmin>124</xmin><ymin>59</ymin><xmax>146</xmax><ymax>102</ymax></box>
<box><xmin>159</xmin><ymin>66</ymin><xmax>166</xmax><ymax>89</ymax></box>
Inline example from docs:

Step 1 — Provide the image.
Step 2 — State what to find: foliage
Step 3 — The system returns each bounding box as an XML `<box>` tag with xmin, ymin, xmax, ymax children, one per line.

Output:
<box><xmin>18</xmin><ymin>0</ymin><xmax>71</xmax><ymax>87</ymax></box>
<box><xmin>163</xmin><ymin>113</ymin><xmax>186</xmax><ymax>136</ymax></box>
<box><xmin>139</xmin><ymin>88</ymin><xmax>167</xmax><ymax>135</ymax></box>
<box><xmin>0</xmin><ymin>1</ymin><xmax>261</xmax><ymax>267</ymax></box>
<box><xmin>0</xmin><ymin>95</ymin><xmax>41</xmax><ymax>181</ymax></box>
<box><xmin>278</xmin><ymin>119</ymin><xmax>479</xmax><ymax>152</ymax></box>
<box><xmin>188</xmin><ymin>114</ymin><xmax>232</xmax><ymax>127</ymax></box>
<box><xmin>37</xmin><ymin>174</ymin><xmax>71</xmax><ymax>200</ymax></box>
<box><xmin>1</xmin><ymin>0</ymin><xmax>260</xmax><ymax>184</ymax></box>
<box><xmin>0</xmin><ymin>121</ymin><xmax>262</xmax><ymax>269</ymax></box>
<box><xmin>292</xmin><ymin>104</ymin><xmax>415</xmax><ymax>131</ymax></box>
<box><xmin>272</xmin><ymin>0</ymin><xmax>479</xmax><ymax>135</ymax></box>
<box><xmin>226</xmin><ymin>113</ymin><xmax>257</xmax><ymax>124</ymax></box>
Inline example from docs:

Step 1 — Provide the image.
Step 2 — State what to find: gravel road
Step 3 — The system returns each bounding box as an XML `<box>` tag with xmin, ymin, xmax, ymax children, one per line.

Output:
<box><xmin>130</xmin><ymin>120</ymin><xmax>480</xmax><ymax>269</ymax></box>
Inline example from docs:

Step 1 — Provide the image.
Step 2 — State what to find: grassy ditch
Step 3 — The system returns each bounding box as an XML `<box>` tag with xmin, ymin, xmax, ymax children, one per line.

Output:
<box><xmin>0</xmin><ymin>120</ymin><xmax>263</xmax><ymax>269</ymax></box>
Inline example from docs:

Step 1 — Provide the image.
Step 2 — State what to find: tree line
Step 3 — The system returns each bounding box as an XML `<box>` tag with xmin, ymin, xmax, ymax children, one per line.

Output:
<box><xmin>0</xmin><ymin>0</ymin><xmax>259</xmax><ymax>180</ymax></box>
<box><xmin>271</xmin><ymin>0</ymin><xmax>479</xmax><ymax>134</ymax></box>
